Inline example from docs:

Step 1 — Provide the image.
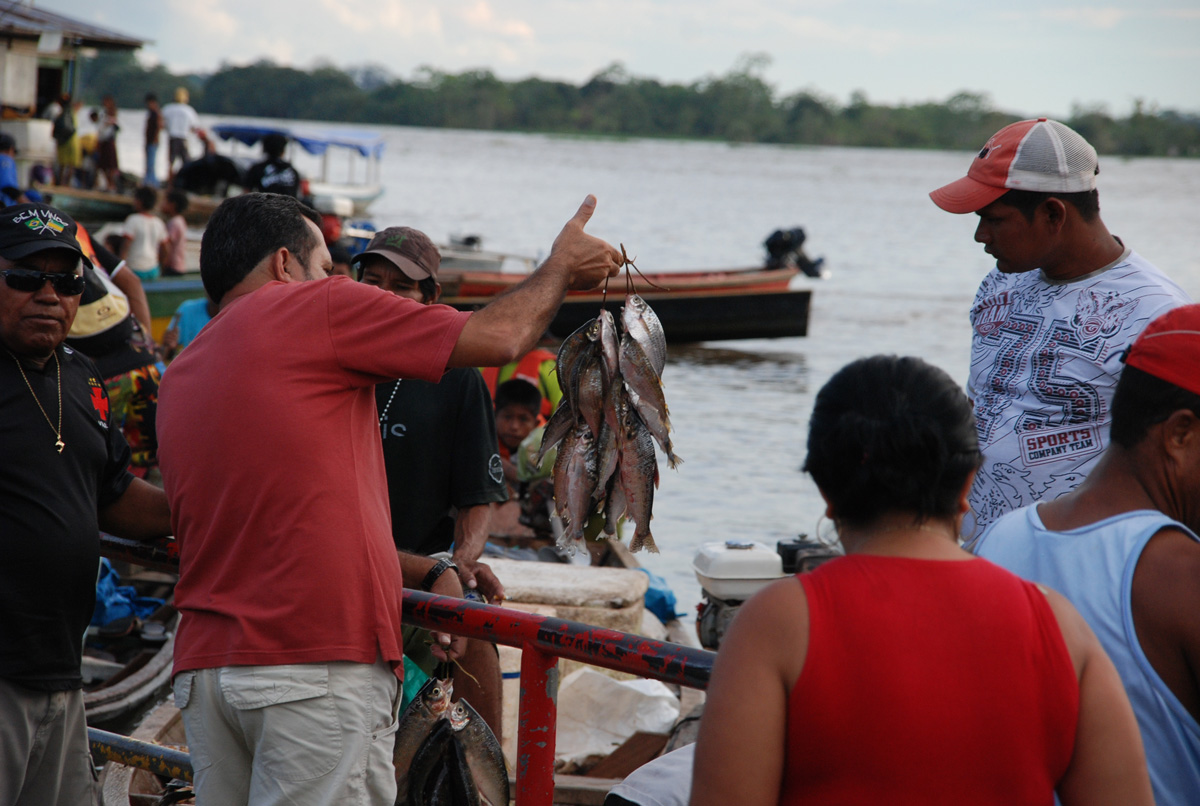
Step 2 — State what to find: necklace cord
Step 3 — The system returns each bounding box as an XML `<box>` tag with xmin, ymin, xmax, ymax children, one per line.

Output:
<box><xmin>7</xmin><ymin>349</ymin><xmax>64</xmax><ymax>453</ymax></box>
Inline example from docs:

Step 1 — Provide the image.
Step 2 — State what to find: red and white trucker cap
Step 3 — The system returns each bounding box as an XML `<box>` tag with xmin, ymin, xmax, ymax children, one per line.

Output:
<box><xmin>1124</xmin><ymin>304</ymin><xmax>1200</xmax><ymax>397</ymax></box>
<box><xmin>929</xmin><ymin>118</ymin><xmax>1099</xmax><ymax>214</ymax></box>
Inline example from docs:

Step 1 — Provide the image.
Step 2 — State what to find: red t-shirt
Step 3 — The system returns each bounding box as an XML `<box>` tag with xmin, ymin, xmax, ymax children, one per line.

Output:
<box><xmin>157</xmin><ymin>277</ymin><xmax>470</xmax><ymax>677</ymax></box>
<box><xmin>782</xmin><ymin>555</ymin><xmax>1079</xmax><ymax>805</ymax></box>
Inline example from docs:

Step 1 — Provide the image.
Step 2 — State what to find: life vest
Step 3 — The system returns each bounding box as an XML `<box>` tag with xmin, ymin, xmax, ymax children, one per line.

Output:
<box><xmin>481</xmin><ymin>348</ymin><xmax>557</xmax><ymax>419</ymax></box>
<box><xmin>74</xmin><ymin>222</ymin><xmax>100</xmax><ymax>267</ymax></box>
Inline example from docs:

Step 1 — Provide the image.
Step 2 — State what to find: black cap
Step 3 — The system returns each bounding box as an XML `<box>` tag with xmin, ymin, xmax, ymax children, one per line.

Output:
<box><xmin>0</xmin><ymin>204</ymin><xmax>90</xmax><ymax>267</ymax></box>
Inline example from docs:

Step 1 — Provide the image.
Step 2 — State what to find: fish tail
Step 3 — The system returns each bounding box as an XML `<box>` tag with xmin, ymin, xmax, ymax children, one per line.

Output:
<box><xmin>629</xmin><ymin>529</ymin><xmax>658</xmax><ymax>553</ymax></box>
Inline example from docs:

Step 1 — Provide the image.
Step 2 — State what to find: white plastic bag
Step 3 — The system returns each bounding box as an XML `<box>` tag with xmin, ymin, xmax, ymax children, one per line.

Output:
<box><xmin>554</xmin><ymin>668</ymin><xmax>680</xmax><ymax>768</ymax></box>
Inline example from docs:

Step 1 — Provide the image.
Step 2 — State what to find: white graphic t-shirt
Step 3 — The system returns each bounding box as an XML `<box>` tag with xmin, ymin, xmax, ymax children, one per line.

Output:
<box><xmin>966</xmin><ymin>248</ymin><xmax>1190</xmax><ymax>533</ymax></box>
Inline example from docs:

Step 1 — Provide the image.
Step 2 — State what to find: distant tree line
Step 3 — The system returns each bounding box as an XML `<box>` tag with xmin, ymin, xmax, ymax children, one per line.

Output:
<box><xmin>79</xmin><ymin>51</ymin><xmax>1200</xmax><ymax>157</ymax></box>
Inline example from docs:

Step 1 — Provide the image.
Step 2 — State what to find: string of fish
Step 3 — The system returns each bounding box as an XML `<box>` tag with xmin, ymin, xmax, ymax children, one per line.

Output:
<box><xmin>537</xmin><ymin>249</ymin><xmax>682</xmax><ymax>554</ymax></box>
<box><xmin>393</xmin><ymin>668</ymin><xmax>509</xmax><ymax>806</ymax></box>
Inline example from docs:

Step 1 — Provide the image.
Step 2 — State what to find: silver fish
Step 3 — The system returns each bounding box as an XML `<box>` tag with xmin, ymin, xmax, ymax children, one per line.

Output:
<box><xmin>597</xmin><ymin>309</ymin><xmax>621</xmax><ymax>382</ymax></box>
<box><xmin>455</xmin><ymin>698</ymin><xmax>509</xmax><ymax>806</ymax></box>
<box><xmin>576</xmin><ymin>356</ymin><xmax>607</xmax><ymax>441</ymax></box>
<box><xmin>617</xmin><ymin>402</ymin><xmax>659</xmax><ymax>553</ymax></box>
<box><xmin>395</xmin><ymin>678</ymin><xmax>455</xmax><ymax>805</ymax></box>
<box><xmin>554</xmin><ymin>426</ymin><xmax>599</xmax><ymax>545</ymax></box>
<box><xmin>602</xmin><ymin>473</ymin><xmax>626</xmax><ymax>537</ymax></box>
<box><xmin>408</xmin><ymin>715</ymin><xmax>463</xmax><ymax>806</ymax></box>
<box><xmin>536</xmin><ymin>396</ymin><xmax>576</xmax><ymax>468</ymax></box>
<box><xmin>619</xmin><ymin>334</ymin><xmax>682</xmax><ymax>468</ymax></box>
<box><xmin>622</xmin><ymin>294</ymin><xmax>667</xmax><ymax>377</ymax></box>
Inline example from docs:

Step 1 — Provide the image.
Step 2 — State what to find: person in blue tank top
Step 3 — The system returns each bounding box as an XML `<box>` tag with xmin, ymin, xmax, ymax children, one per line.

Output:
<box><xmin>975</xmin><ymin>303</ymin><xmax>1200</xmax><ymax>806</ymax></box>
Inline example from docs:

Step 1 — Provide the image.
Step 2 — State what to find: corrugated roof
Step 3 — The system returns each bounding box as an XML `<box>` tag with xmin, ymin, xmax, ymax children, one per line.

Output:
<box><xmin>0</xmin><ymin>4</ymin><xmax>146</xmax><ymax>49</ymax></box>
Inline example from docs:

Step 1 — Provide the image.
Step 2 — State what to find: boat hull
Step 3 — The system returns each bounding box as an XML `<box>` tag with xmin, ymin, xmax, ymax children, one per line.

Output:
<box><xmin>41</xmin><ymin>184</ymin><xmax>222</xmax><ymax>226</ymax></box>
<box><xmin>448</xmin><ymin>287</ymin><xmax>811</xmax><ymax>342</ymax></box>
<box><xmin>143</xmin><ymin>268</ymin><xmax>812</xmax><ymax>344</ymax></box>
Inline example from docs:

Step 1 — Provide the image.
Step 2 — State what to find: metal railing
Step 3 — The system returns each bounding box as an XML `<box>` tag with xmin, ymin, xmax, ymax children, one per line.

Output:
<box><xmin>93</xmin><ymin>534</ymin><xmax>715</xmax><ymax>804</ymax></box>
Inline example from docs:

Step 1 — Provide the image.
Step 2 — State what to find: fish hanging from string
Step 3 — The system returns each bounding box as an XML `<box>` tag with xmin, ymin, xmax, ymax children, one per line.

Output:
<box><xmin>394</xmin><ymin>665</ymin><xmax>509</xmax><ymax>806</ymax></box>
<box><xmin>538</xmin><ymin>246</ymin><xmax>681</xmax><ymax>553</ymax></box>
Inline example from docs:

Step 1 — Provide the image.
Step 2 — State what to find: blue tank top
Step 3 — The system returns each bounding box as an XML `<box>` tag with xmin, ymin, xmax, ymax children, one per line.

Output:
<box><xmin>976</xmin><ymin>508</ymin><xmax>1200</xmax><ymax>806</ymax></box>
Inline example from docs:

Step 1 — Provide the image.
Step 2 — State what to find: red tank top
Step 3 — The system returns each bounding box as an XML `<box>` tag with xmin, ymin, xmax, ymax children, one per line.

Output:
<box><xmin>782</xmin><ymin>556</ymin><xmax>1078</xmax><ymax>805</ymax></box>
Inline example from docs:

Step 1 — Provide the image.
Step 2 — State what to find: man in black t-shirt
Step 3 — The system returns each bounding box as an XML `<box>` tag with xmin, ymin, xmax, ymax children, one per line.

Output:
<box><xmin>0</xmin><ymin>204</ymin><xmax>173</xmax><ymax>806</ymax></box>
<box><xmin>244</xmin><ymin>132</ymin><xmax>301</xmax><ymax>197</ymax></box>
<box><xmin>355</xmin><ymin>225</ymin><xmax>508</xmax><ymax>739</ymax></box>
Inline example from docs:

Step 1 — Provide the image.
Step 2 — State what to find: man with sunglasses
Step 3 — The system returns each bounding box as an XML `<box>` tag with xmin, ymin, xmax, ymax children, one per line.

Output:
<box><xmin>0</xmin><ymin>204</ymin><xmax>173</xmax><ymax>806</ymax></box>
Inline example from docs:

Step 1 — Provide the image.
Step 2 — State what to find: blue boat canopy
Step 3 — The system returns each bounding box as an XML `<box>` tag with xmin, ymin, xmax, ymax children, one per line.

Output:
<box><xmin>210</xmin><ymin>124</ymin><xmax>385</xmax><ymax>159</ymax></box>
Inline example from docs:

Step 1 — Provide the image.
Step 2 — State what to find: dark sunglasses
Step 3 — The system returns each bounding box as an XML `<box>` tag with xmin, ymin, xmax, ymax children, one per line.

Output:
<box><xmin>2</xmin><ymin>268</ymin><xmax>87</xmax><ymax>296</ymax></box>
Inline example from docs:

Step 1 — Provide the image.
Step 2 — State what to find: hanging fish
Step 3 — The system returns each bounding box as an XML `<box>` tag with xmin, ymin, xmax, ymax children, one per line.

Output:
<box><xmin>395</xmin><ymin>676</ymin><xmax>454</xmax><ymax>802</ymax></box>
<box><xmin>405</xmin><ymin>698</ymin><xmax>510</xmax><ymax>806</ymax></box>
<box><xmin>540</xmin><ymin>253</ymin><xmax>678</xmax><ymax>552</ymax></box>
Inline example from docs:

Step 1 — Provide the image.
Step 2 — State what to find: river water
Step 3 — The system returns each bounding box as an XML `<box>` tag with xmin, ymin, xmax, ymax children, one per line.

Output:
<box><xmin>115</xmin><ymin>114</ymin><xmax>1200</xmax><ymax>618</ymax></box>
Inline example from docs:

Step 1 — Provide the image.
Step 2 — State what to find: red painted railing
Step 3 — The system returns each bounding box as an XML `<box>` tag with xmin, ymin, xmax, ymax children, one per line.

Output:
<box><xmin>97</xmin><ymin>534</ymin><xmax>715</xmax><ymax>804</ymax></box>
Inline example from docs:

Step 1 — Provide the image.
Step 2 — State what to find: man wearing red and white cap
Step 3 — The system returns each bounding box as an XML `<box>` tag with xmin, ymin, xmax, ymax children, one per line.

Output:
<box><xmin>930</xmin><ymin>118</ymin><xmax>1191</xmax><ymax>532</ymax></box>
<box><xmin>974</xmin><ymin>303</ymin><xmax>1200</xmax><ymax>806</ymax></box>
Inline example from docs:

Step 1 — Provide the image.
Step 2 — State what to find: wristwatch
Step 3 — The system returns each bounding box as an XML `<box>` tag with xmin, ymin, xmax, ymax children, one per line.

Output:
<box><xmin>421</xmin><ymin>558</ymin><xmax>458</xmax><ymax>592</ymax></box>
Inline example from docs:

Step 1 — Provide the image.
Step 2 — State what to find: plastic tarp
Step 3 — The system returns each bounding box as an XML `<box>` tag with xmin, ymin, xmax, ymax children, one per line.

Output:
<box><xmin>90</xmin><ymin>558</ymin><xmax>165</xmax><ymax>627</ymax></box>
<box><xmin>211</xmin><ymin>124</ymin><xmax>386</xmax><ymax>159</ymax></box>
<box><xmin>554</xmin><ymin>668</ymin><xmax>680</xmax><ymax>769</ymax></box>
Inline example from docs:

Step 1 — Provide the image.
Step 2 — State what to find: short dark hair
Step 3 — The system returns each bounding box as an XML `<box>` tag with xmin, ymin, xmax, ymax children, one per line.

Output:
<box><xmin>200</xmin><ymin>192</ymin><xmax>322</xmax><ymax>303</ymax></box>
<box><xmin>134</xmin><ymin>185</ymin><xmax>158</xmax><ymax>211</ymax></box>
<box><xmin>145</xmin><ymin>92</ymin><xmax>158</xmax><ymax>103</ymax></box>
<box><xmin>329</xmin><ymin>243</ymin><xmax>351</xmax><ymax>265</ymax></box>
<box><xmin>803</xmin><ymin>355</ymin><xmax>982</xmax><ymax>528</ymax></box>
<box><xmin>1110</xmin><ymin>364</ymin><xmax>1200</xmax><ymax>449</ymax></box>
<box><xmin>166</xmin><ymin>189</ymin><xmax>189</xmax><ymax>214</ymax></box>
<box><xmin>998</xmin><ymin>188</ymin><xmax>1101</xmax><ymax>222</ymax></box>
<box><xmin>495</xmin><ymin>378</ymin><xmax>541</xmax><ymax>417</ymax></box>
<box><xmin>262</xmin><ymin>132</ymin><xmax>289</xmax><ymax>159</ymax></box>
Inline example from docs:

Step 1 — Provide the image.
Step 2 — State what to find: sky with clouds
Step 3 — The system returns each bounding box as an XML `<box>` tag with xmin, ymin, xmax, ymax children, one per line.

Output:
<box><xmin>43</xmin><ymin>0</ymin><xmax>1200</xmax><ymax>118</ymax></box>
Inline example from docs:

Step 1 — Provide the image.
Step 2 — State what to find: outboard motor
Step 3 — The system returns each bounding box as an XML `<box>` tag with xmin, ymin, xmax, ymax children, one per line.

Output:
<box><xmin>693</xmin><ymin>536</ymin><xmax>840</xmax><ymax>650</ymax></box>
<box><xmin>764</xmin><ymin>227</ymin><xmax>826</xmax><ymax>278</ymax></box>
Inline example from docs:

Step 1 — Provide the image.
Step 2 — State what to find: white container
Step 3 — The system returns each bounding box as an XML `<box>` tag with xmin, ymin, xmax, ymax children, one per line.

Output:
<box><xmin>692</xmin><ymin>540</ymin><xmax>786</xmax><ymax>600</ymax></box>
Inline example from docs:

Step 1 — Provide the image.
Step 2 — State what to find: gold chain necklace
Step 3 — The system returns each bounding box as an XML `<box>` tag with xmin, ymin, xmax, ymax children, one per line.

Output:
<box><xmin>8</xmin><ymin>349</ymin><xmax>65</xmax><ymax>453</ymax></box>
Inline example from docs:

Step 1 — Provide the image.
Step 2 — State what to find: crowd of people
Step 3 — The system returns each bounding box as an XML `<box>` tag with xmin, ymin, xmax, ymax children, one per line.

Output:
<box><xmin>1</xmin><ymin>117</ymin><xmax>1196</xmax><ymax>806</ymax></box>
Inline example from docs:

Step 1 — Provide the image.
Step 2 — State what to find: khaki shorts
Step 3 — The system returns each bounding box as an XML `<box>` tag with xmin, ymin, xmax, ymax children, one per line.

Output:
<box><xmin>0</xmin><ymin>678</ymin><xmax>98</xmax><ymax>806</ymax></box>
<box><xmin>173</xmin><ymin>658</ymin><xmax>400</xmax><ymax>806</ymax></box>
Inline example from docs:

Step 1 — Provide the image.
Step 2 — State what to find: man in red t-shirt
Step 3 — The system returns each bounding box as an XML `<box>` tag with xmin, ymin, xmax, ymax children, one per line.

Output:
<box><xmin>156</xmin><ymin>192</ymin><xmax>620</xmax><ymax>804</ymax></box>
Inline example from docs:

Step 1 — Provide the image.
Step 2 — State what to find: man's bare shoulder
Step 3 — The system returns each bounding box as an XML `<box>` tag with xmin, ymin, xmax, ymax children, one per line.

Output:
<box><xmin>1134</xmin><ymin>527</ymin><xmax>1200</xmax><ymax>624</ymax></box>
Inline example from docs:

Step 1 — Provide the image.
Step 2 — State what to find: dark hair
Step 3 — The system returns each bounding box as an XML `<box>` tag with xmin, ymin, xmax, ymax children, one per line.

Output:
<box><xmin>134</xmin><ymin>185</ymin><xmax>158</xmax><ymax>211</ymax></box>
<box><xmin>166</xmin><ymin>188</ymin><xmax>189</xmax><ymax>214</ymax></box>
<box><xmin>145</xmin><ymin>92</ymin><xmax>158</xmax><ymax>103</ymax></box>
<box><xmin>495</xmin><ymin>378</ymin><xmax>541</xmax><ymax>417</ymax></box>
<box><xmin>200</xmin><ymin>193</ymin><xmax>322</xmax><ymax>303</ymax></box>
<box><xmin>998</xmin><ymin>189</ymin><xmax>1100</xmax><ymax>222</ymax></box>
<box><xmin>262</xmin><ymin>132</ymin><xmax>289</xmax><ymax>159</ymax></box>
<box><xmin>1110</xmin><ymin>365</ymin><xmax>1200</xmax><ymax>449</ymax></box>
<box><xmin>329</xmin><ymin>243</ymin><xmax>351</xmax><ymax>265</ymax></box>
<box><xmin>803</xmin><ymin>355</ymin><xmax>982</xmax><ymax>528</ymax></box>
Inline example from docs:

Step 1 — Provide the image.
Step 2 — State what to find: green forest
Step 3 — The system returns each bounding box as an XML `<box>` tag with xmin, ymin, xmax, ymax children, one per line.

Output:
<box><xmin>79</xmin><ymin>51</ymin><xmax>1200</xmax><ymax>157</ymax></box>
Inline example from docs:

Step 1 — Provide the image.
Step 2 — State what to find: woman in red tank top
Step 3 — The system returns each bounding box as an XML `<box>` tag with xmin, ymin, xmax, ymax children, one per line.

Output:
<box><xmin>689</xmin><ymin>356</ymin><xmax>1151</xmax><ymax>806</ymax></box>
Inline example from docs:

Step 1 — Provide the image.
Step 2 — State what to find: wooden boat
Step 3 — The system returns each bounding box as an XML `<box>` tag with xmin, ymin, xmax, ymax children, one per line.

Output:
<box><xmin>82</xmin><ymin>568</ymin><xmax>180</xmax><ymax>731</ymax></box>
<box><xmin>97</xmin><ymin>698</ymin><xmax>190</xmax><ymax>806</ymax></box>
<box><xmin>443</xmin><ymin>265</ymin><xmax>812</xmax><ymax>342</ymax></box>
<box><xmin>142</xmin><ymin>264</ymin><xmax>812</xmax><ymax>344</ymax></box>
<box><xmin>35</xmin><ymin>183</ymin><xmax>221</xmax><ymax>226</ymax></box>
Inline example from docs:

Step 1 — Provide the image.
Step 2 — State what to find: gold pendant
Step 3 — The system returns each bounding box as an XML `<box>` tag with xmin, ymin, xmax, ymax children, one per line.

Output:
<box><xmin>55</xmin><ymin>438</ymin><xmax>65</xmax><ymax>454</ymax></box>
